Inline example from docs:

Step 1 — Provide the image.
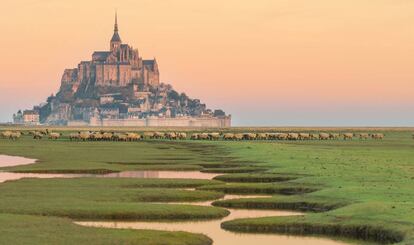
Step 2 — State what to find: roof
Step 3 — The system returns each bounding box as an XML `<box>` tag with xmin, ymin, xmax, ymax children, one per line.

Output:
<box><xmin>143</xmin><ymin>60</ymin><xmax>157</xmax><ymax>71</ymax></box>
<box><xmin>111</xmin><ymin>32</ymin><xmax>121</xmax><ymax>42</ymax></box>
<box><xmin>92</xmin><ymin>51</ymin><xmax>111</xmax><ymax>61</ymax></box>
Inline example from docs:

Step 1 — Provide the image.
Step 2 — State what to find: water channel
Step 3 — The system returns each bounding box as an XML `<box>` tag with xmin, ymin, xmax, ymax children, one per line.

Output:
<box><xmin>0</xmin><ymin>154</ymin><xmax>351</xmax><ymax>245</ymax></box>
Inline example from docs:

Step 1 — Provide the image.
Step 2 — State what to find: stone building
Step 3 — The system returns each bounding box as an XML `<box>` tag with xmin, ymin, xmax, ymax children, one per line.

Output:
<box><xmin>60</xmin><ymin>12</ymin><xmax>159</xmax><ymax>93</ymax></box>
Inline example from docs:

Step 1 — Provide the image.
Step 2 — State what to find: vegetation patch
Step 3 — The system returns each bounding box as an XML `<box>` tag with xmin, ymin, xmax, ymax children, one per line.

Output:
<box><xmin>0</xmin><ymin>213</ymin><xmax>213</xmax><ymax>245</ymax></box>
<box><xmin>0</xmin><ymin>178</ymin><xmax>229</xmax><ymax>221</ymax></box>
<box><xmin>213</xmin><ymin>173</ymin><xmax>298</xmax><ymax>183</ymax></box>
<box><xmin>212</xmin><ymin>195</ymin><xmax>347</xmax><ymax>212</ymax></box>
<box><xmin>221</xmin><ymin>216</ymin><xmax>405</xmax><ymax>244</ymax></box>
<box><xmin>197</xmin><ymin>182</ymin><xmax>319</xmax><ymax>195</ymax></box>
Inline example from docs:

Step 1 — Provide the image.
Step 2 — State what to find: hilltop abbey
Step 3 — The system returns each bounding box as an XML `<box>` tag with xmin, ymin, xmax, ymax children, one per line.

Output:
<box><xmin>13</xmin><ymin>13</ymin><xmax>231</xmax><ymax>127</ymax></box>
<box><xmin>62</xmin><ymin>13</ymin><xmax>159</xmax><ymax>91</ymax></box>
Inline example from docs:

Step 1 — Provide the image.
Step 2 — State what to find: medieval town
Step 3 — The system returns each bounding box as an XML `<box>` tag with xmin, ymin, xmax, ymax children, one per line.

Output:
<box><xmin>13</xmin><ymin>14</ymin><xmax>231</xmax><ymax>127</ymax></box>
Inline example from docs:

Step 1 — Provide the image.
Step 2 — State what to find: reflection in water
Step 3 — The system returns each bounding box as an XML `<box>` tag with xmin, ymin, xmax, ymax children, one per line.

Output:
<box><xmin>77</xmin><ymin>206</ymin><xmax>347</xmax><ymax>245</ymax></box>
<box><xmin>1</xmin><ymin>154</ymin><xmax>350</xmax><ymax>244</ymax></box>
<box><xmin>0</xmin><ymin>155</ymin><xmax>36</xmax><ymax>167</ymax></box>
<box><xmin>77</xmin><ymin>195</ymin><xmax>349</xmax><ymax>245</ymax></box>
<box><xmin>102</xmin><ymin>171</ymin><xmax>219</xmax><ymax>180</ymax></box>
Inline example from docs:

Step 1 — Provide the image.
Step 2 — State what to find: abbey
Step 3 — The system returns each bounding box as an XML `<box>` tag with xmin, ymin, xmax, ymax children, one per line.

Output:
<box><xmin>13</xmin><ymin>13</ymin><xmax>230</xmax><ymax>127</ymax></box>
<box><xmin>61</xmin><ymin>13</ymin><xmax>159</xmax><ymax>92</ymax></box>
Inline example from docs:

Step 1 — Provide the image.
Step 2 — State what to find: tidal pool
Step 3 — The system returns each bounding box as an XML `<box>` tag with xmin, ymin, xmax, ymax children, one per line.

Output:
<box><xmin>102</xmin><ymin>170</ymin><xmax>219</xmax><ymax>180</ymax></box>
<box><xmin>0</xmin><ymin>155</ymin><xmax>36</xmax><ymax>167</ymax></box>
<box><xmin>77</xmin><ymin>197</ymin><xmax>348</xmax><ymax>245</ymax></box>
<box><xmin>0</xmin><ymin>154</ymin><xmax>351</xmax><ymax>244</ymax></box>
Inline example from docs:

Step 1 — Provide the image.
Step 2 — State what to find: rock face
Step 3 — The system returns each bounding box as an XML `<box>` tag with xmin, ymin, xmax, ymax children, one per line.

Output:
<box><xmin>17</xmin><ymin>13</ymin><xmax>230</xmax><ymax>127</ymax></box>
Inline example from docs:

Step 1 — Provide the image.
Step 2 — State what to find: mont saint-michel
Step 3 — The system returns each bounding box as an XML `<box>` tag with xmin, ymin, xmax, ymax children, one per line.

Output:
<box><xmin>13</xmin><ymin>14</ymin><xmax>231</xmax><ymax>127</ymax></box>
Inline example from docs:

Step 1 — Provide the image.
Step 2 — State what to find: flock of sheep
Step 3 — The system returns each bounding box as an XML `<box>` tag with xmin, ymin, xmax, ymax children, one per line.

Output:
<box><xmin>0</xmin><ymin>130</ymin><xmax>388</xmax><ymax>141</ymax></box>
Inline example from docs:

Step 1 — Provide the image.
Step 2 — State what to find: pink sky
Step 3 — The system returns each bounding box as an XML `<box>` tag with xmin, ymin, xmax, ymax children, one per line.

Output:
<box><xmin>0</xmin><ymin>0</ymin><xmax>413</xmax><ymax>125</ymax></box>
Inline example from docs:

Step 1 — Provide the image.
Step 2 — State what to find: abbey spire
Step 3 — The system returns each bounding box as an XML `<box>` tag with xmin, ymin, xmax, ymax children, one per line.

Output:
<box><xmin>110</xmin><ymin>11</ymin><xmax>122</xmax><ymax>51</ymax></box>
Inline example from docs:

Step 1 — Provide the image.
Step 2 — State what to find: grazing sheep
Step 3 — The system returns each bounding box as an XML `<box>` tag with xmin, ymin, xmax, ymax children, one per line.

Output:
<box><xmin>165</xmin><ymin>132</ymin><xmax>177</xmax><ymax>140</ymax></box>
<box><xmin>257</xmin><ymin>133</ymin><xmax>268</xmax><ymax>140</ymax></box>
<box><xmin>144</xmin><ymin>132</ymin><xmax>155</xmax><ymax>139</ymax></box>
<box><xmin>359</xmin><ymin>133</ymin><xmax>369</xmax><ymax>140</ymax></box>
<box><xmin>288</xmin><ymin>133</ymin><xmax>299</xmax><ymax>140</ymax></box>
<box><xmin>199</xmin><ymin>133</ymin><xmax>209</xmax><ymax>140</ymax></box>
<box><xmin>299</xmin><ymin>133</ymin><xmax>310</xmax><ymax>140</ymax></box>
<box><xmin>209</xmin><ymin>133</ymin><xmax>220</xmax><ymax>140</ymax></box>
<box><xmin>177</xmin><ymin>132</ymin><xmax>187</xmax><ymax>140</ymax></box>
<box><xmin>329</xmin><ymin>133</ymin><xmax>340</xmax><ymax>140</ymax></box>
<box><xmin>234</xmin><ymin>133</ymin><xmax>244</xmax><ymax>141</ymax></box>
<box><xmin>113</xmin><ymin>133</ymin><xmax>127</xmax><ymax>141</ymax></box>
<box><xmin>223</xmin><ymin>133</ymin><xmax>235</xmax><ymax>140</ymax></box>
<box><xmin>267</xmin><ymin>133</ymin><xmax>277</xmax><ymax>140</ymax></box>
<box><xmin>319</xmin><ymin>133</ymin><xmax>330</xmax><ymax>140</ymax></box>
<box><xmin>33</xmin><ymin>132</ymin><xmax>43</xmax><ymax>140</ymax></box>
<box><xmin>1</xmin><ymin>131</ymin><xmax>12</xmax><ymax>139</ymax></box>
<box><xmin>276</xmin><ymin>133</ymin><xmax>288</xmax><ymax>140</ymax></box>
<box><xmin>9</xmin><ymin>132</ymin><xmax>21</xmax><ymax>140</ymax></box>
<box><xmin>48</xmin><ymin>132</ymin><xmax>61</xmax><ymax>140</ymax></box>
<box><xmin>243</xmin><ymin>133</ymin><xmax>257</xmax><ymax>140</ymax></box>
<box><xmin>371</xmin><ymin>133</ymin><xmax>384</xmax><ymax>140</ymax></box>
<box><xmin>310</xmin><ymin>134</ymin><xmax>319</xmax><ymax>140</ymax></box>
<box><xmin>69</xmin><ymin>133</ymin><xmax>80</xmax><ymax>141</ymax></box>
<box><xmin>154</xmin><ymin>132</ymin><xmax>164</xmax><ymax>139</ymax></box>
<box><xmin>342</xmin><ymin>133</ymin><xmax>354</xmax><ymax>140</ymax></box>
<box><xmin>191</xmin><ymin>133</ymin><xmax>200</xmax><ymax>140</ymax></box>
<box><xmin>101</xmin><ymin>132</ymin><xmax>113</xmax><ymax>141</ymax></box>
<box><xmin>126</xmin><ymin>133</ymin><xmax>141</xmax><ymax>141</ymax></box>
<box><xmin>79</xmin><ymin>132</ymin><xmax>91</xmax><ymax>141</ymax></box>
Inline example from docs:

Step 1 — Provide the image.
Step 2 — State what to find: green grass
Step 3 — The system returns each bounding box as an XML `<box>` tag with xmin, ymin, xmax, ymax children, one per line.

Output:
<box><xmin>213</xmin><ymin>131</ymin><xmax>414</xmax><ymax>244</ymax></box>
<box><xmin>0</xmin><ymin>178</ymin><xmax>229</xmax><ymax>220</ymax></box>
<box><xmin>0</xmin><ymin>213</ymin><xmax>212</xmax><ymax>245</ymax></box>
<box><xmin>0</xmin><ymin>129</ymin><xmax>414</xmax><ymax>244</ymax></box>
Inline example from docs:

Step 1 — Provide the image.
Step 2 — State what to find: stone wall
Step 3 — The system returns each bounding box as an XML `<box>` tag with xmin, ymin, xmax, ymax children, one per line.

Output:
<box><xmin>74</xmin><ymin>116</ymin><xmax>231</xmax><ymax>127</ymax></box>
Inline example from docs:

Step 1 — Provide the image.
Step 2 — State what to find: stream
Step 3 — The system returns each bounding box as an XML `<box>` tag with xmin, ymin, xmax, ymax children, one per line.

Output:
<box><xmin>0</xmin><ymin>154</ymin><xmax>350</xmax><ymax>245</ymax></box>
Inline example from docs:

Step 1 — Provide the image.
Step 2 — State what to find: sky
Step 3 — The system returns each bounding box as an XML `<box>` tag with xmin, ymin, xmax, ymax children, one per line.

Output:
<box><xmin>0</xmin><ymin>0</ymin><xmax>413</xmax><ymax>126</ymax></box>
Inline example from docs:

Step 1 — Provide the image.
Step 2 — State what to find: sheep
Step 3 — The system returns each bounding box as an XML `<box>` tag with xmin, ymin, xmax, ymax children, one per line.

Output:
<box><xmin>299</xmin><ymin>133</ymin><xmax>310</xmax><ymax>140</ymax></box>
<box><xmin>223</xmin><ymin>133</ymin><xmax>235</xmax><ymax>140</ymax></box>
<box><xmin>177</xmin><ymin>132</ymin><xmax>187</xmax><ymax>140</ymax></box>
<box><xmin>33</xmin><ymin>132</ymin><xmax>43</xmax><ymax>140</ymax></box>
<box><xmin>199</xmin><ymin>133</ymin><xmax>209</xmax><ymax>140</ymax></box>
<box><xmin>48</xmin><ymin>132</ymin><xmax>61</xmax><ymax>140</ymax></box>
<box><xmin>69</xmin><ymin>133</ymin><xmax>80</xmax><ymax>141</ymax></box>
<box><xmin>208</xmin><ymin>133</ymin><xmax>220</xmax><ymax>140</ymax></box>
<box><xmin>154</xmin><ymin>132</ymin><xmax>164</xmax><ymax>139</ymax></box>
<box><xmin>266</xmin><ymin>133</ymin><xmax>276</xmax><ymax>140</ymax></box>
<box><xmin>342</xmin><ymin>133</ymin><xmax>354</xmax><ymax>140</ymax></box>
<box><xmin>243</xmin><ymin>133</ymin><xmax>257</xmax><ymax>140</ymax></box>
<box><xmin>288</xmin><ymin>133</ymin><xmax>299</xmax><ymax>140</ymax></box>
<box><xmin>329</xmin><ymin>133</ymin><xmax>340</xmax><ymax>140</ymax></box>
<box><xmin>1</xmin><ymin>131</ymin><xmax>12</xmax><ymax>139</ymax></box>
<box><xmin>113</xmin><ymin>133</ymin><xmax>127</xmax><ymax>141</ymax></box>
<box><xmin>257</xmin><ymin>133</ymin><xmax>268</xmax><ymax>140</ymax></box>
<box><xmin>319</xmin><ymin>133</ymin><xmax>330</xmax><ymax>140</ymax></box>
<box><xmin>144</xmin><ymin>132</ymin><xmax>155</xmax><ymax>139</ymax></box>
<box><xmin>90</xmin><ymin>132</ymin><xmax>104</xmax><ymax>141</ymax></box>
<box><xmin>126</xmin><ymin>133</ymin><xmax>141</xmax><ymax>141</ymax></box>
<box><xmin>276</xmin><ymin>133</ymin><xmax>288</xmax><ymax>140</ymax></box>
<box><xmin>310</xmin><ymin>134</ymin><xmax>319</xmax><ymax>140</ymax></box>
<box><xmin>79</xmin><ymin>132</ymin><xmax>91</xmax><ymax>141</ymax></box>
<box><xmin>359</xmin><ymin>133</ymin><xmax>369</xmax><ymax>140</ymax></box>
<box><xmin>234</xmin><ymin>133</ymin><xmax>244</xmax><ymax>141</ymax></box>
<box><xmin>102</xmin><ymin>132</ymin><xmax>113</xmax><ymax>141</ymax></box>
<box><xmin>371</xmin><ymin>133</ymin><xmax>384</xmax><ymax>140</ymax></box>
<box><xmin>165</xmin><ymin>132</ymin><xmax>177</xmax><ymax>140</ymax></box>
<box><xmin>190</xmin><ymin>133</ymin><xmax>200</xmax><ymax>140</ymax></box>
<box><xmin>9</xmin><ymin>132</ymin><xmax>21</xmax><ymax>140</ymax></box>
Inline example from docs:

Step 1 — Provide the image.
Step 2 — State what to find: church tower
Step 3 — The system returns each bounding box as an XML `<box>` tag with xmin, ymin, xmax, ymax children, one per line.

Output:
<box><xmin>110</xmin><ymin>12</ymin><xmax>122</xmax><ymax>51</ymax></box>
